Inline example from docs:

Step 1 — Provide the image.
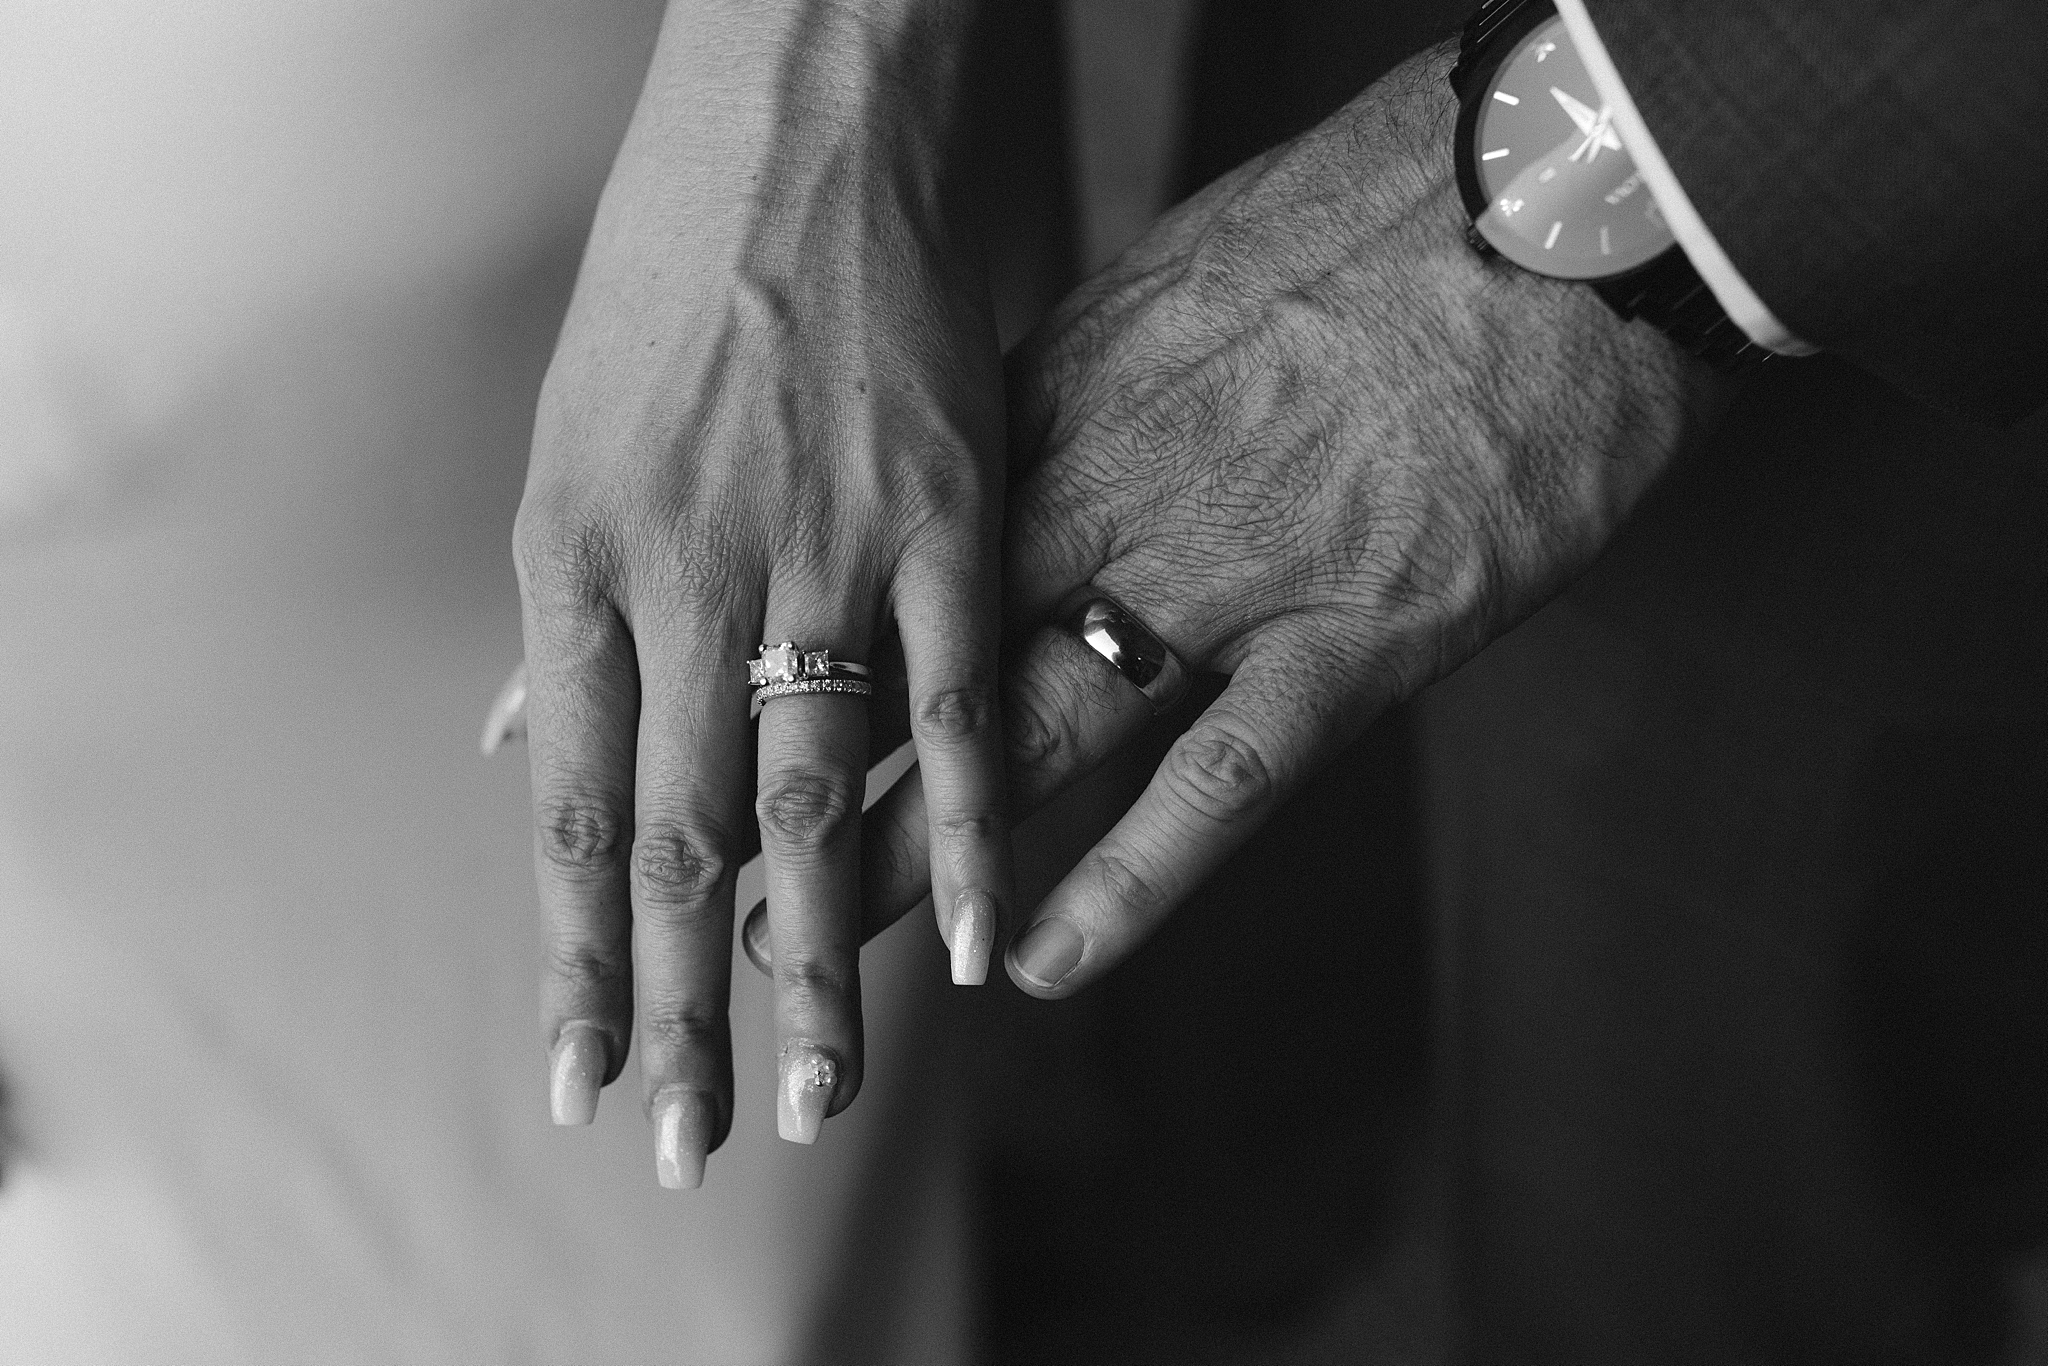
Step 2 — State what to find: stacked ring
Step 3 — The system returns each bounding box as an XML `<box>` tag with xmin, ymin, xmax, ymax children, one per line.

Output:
<box><xmin>746</xmin><ymin>641</ymin><xmax>874</xmax><ymax>719</ymax></box>
<box><xmin>749</xmin><ymin>676</ymin><xmax>875</xmax><ymax>718</ymax></box>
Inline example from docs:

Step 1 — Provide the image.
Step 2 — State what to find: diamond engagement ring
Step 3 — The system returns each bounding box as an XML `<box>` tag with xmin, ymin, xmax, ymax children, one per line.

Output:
<box><xmin>746</xmin><ymin>642</ymin><xmax>874</xmax><ymax>719</ymax></box>
<box><xmin>747</xmin><ymin>642</ymin><xmax>872</xmax><ymax>688</ymax></box>
<box><xmin>1060</xmin><ymin>594</ymin><xmax>1190</xmax><ymax>715</ymax></box>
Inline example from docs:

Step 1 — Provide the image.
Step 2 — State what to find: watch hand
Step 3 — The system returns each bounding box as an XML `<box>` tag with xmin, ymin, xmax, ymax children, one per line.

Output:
<box><xmin>1550</xmin><ymin>86</ymin><xmax>1625</xmax><ymax>163</ymax></box>
<box><xmin>1550</xmin><ymin>85</ymin><xmax>1598</xmax><ymax>136</ymax></box>
<box><xmin>1569</xmin><ymin>106</ymin><xmax>1625</xmax><ymax>164</ymax></box>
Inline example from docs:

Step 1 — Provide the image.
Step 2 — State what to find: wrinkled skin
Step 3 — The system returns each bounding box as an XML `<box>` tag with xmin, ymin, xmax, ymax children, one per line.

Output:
<box><xmin>765</xmin><ymin>42</ymin><xmax>1725</xmax><ymax>994</ymax></box>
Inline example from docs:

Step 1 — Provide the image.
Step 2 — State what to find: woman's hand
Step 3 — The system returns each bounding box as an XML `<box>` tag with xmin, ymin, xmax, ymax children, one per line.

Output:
<box><xmin>759</xmin><ymin>42</ymin><xmax>1724</xmax><ymax>993</ymax></box>
<box><xmin>512</xmin><ymin>0</ymin><xmax>1010</xmax><ymax>1185</ymax></box>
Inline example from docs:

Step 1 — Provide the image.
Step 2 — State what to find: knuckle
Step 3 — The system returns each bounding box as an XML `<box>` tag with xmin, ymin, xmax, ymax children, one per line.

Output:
<box><xmin>914</xmin><ymin>685</ymin><xmax>998</xmax><ymax>743</ymax></box>
<box><xmin>543</xmin><ymin>936</ymin><xmax>630</xmax><ymax>992</ymax></box>
<box><xmin>775</xmin><ymin>955</ymin><xmax>856</xmax><ymax>1013</ymax></box>
<box><xmin>755</xmin><ymin>772</ymin><xmax>857</xmax><ymax>847</ymax></box>
<box><xmin>930</xmin><ymin>811</ymin><xmax>1005</xmax><ymax>846</ymax></box>
<box><xmin>1004</xmin><ymin>671</ymin><xmax>1077</xmax><ymax>771</ymax></box>
<box><xmin>631</xmin><ymin>822</ymin><xmax>732</xmax><ymax>908</ymax></box>
<box><xmin>513</xmin><ymin>502</ymin><xmax>616</xmax><ymax>604</ymax></box>
<box><xmin>537</xmin><ymin>796</ymin><xmax>627</xmax><ymax>875</ymax></box>
<box><xmin>1089</xmin><ymin>846</ymin><xmax>1167</xmax><ymax>918</ymax></box>
<box><xmin>1163</xmin><ymin>725</ymin><xmax>1275</xmax><ymax>821</ymax></box>
<box><xmin>1007</xmin><ymin>707</ymin><xmax>1056</xmax><ymax>769</ymax></box>
<box><xmin>638</xmin><ymin>1005</ymin><xmax>726</xmax><ymax>1057</ymax></box>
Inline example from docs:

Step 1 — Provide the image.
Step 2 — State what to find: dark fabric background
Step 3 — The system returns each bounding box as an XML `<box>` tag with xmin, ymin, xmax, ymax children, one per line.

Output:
<box><xmin>1425</xmin><ymin>355</ymin><xmax>2048</xmax><ymax>1364</ymax></box>
<box><xmin>1588</xmin><ymin>0</ymin><xmax>2048</xmax><ymax>425</ymax></box>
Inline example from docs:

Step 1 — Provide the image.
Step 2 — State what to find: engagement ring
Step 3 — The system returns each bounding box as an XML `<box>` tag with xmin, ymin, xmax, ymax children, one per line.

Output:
<box><xmin>746</xmin><ymin>642</ymin><xmax>874</xmax><ymax>719</ymax></box>
<box><xmin>746</xmin><ymin>642</ymin><xmax>872</xmax><ymax>688</ymax></box>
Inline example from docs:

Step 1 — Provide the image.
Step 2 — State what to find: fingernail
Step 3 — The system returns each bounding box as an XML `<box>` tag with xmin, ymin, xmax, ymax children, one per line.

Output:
<box><xmin>1011</xmin><ymin>918</ymin><xmax>1085</xmax><ymax>990</ymax></box>
<box><xmin>776</xmin><ymin>1040</ymin><xmax>840</xmax><ymax>1145</ymax></box>
<box><xmin>480</xmin><ymin>662</ymin><xmax>528</xmax><ymax>756</ymax></box>
<box><xmin>742</xmin><ymin>901</ymin><xmax>773</xmax><ymax>976</ymax></box>
<box><xmin>653</xmin><ymin>1088</ymin><xmax>715</xmax><ymax>1190</ymax></box>
<box><xmin>549</xmin><ymin>1021</ymin><xmax>607</xmax><ymax>1126</ymax></box>
<box><xmin>950</xmin><ymin>889</ymin><xmax>996</xmax><ymax>986</ymax></box>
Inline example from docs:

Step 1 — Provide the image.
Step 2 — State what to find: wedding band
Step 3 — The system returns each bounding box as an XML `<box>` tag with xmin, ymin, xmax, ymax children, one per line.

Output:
<box><xmin>750</xmin><ymin>677</ymin><xmax>875</xmax><ymax>719</ymax></box>
<box><xmin>747</xmin><ymin>642</ymin><xmax>872</xmax><ymax>688</ymax></box>
<box><xmin>1060</xmin><ymin>593</ymin><xmax>1189</xmax><ymax>715</ymax></box>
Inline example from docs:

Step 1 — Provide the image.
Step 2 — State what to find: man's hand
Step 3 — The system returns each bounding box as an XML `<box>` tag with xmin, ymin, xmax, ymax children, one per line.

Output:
<box><xmin>513</xmin><ymin>0</ymin><xmax>1009</xmax><ymax>1184</ymax></box>
<box><xmin>754</xmin><ymin>41</ymin><xmax>1722</xmax><ymax>994</ymax></box>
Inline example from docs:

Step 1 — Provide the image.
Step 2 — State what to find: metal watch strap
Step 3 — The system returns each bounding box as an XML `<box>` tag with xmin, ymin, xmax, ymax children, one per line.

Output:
<box><xmin>1593</xmin><ymin>249</ymin><xmax>1772</xmax><ymax>372</ymax></box>
<box><xmin>1453</xmin><ymin>0</ymin><xmax>1770</xmax><ymax>375</ymax></box>
<box><xmin>1453</xmin><ymin>0</ymin><xmax>1544</xmax><ymax>90</ymax></box>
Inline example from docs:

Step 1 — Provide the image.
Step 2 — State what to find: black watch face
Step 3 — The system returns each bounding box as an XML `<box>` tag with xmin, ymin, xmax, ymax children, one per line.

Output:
<box><xmin>1470</xmin><ymin>15</ymin><xmax>1675</xmax><ymax>280</ymax></box>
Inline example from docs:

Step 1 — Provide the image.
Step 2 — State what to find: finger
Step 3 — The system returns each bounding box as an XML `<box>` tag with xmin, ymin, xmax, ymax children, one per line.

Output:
<box><xmin>625</xmin><ymin>606</ymin><xmax>755</xmax><ymax>1190</ymax></box>
<box><xmin>520</xmin><ymin>590</ymin><xmax>638</xmax><ymax>1127</ymax></box>
<box><xmin>738</xmin><ymin>614</ymin><xmax>1160</xmax><ymax>977</ymax></box>
<box><xmin>1007</xmin><ymin>643</ymin><xmax>1368</xmax><ymax>999</ymax></box>
<box><xmin>739</xmin><ymin>774</ymin><xmax>930</xmax><ymax>976</ymax></box>
<box><xmin>897</xmin><ymin>547</ymin><xmax>1012</xmax><ymax>986</ymax></box>
<box><xmin>1000</xmin><ymin>615</ymin><xmax>1161</xmax><ymax>826</ymax></box>
<box><xmin>754</xmin><ymin>610</ymin><xmax>872</xmax><ymax>1145</ymax></box>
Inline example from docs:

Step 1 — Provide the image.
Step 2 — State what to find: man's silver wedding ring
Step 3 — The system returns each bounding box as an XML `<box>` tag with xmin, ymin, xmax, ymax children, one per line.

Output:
<box><xmin>1060</xmin><ymin>594</ymin><xmax>1190</xmax><ymax>715</ymax></box>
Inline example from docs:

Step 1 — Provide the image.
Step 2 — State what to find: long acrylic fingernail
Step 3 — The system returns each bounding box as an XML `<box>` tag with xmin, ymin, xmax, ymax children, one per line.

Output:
<box><xmin>549</xmin><ymin>1021</ymin><xmax>607</xmax><ymax>1125</ymax></box>
<box><xmin>742</xmin><ymin>900</ymin><xmax>773</xmax><ymax>976</ymax></box>
<box><xmin>480</xmin><ymin>662</ymin><xmax>528</xmax><ymax>756</ymax></box>
<box><xmin>1011</xmin><ymin>918</ymin><xmax>1085</xmax><ymax>990</ymax></box>
<box><xmin>776</xmin><ymin>1040</ymin><xmax>840</xmax><ymax>1145</ymax></box>
<box><xmin>653</xmin><ymin>1088</ymin><xmax>716</xmax><ymax>1190</ymax></box>
<box><xmin>950</xmin><ymin>889</ymin><xmax>996</xmax><ymax>986</ymax></box>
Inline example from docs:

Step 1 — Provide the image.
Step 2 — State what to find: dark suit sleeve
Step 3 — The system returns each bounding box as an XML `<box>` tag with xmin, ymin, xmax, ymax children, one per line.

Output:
<box><xmin>1584</xmin><ymin>0</ymin><xmax>2048</xmax><ymax>425</ymax></box>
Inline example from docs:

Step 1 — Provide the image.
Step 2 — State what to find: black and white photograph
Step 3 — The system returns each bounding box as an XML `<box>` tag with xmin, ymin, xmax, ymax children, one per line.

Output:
<box><xmin>2</xmin><ymin>1</ymin><xmax>2044</xmax><ymax>1361</ymax></box>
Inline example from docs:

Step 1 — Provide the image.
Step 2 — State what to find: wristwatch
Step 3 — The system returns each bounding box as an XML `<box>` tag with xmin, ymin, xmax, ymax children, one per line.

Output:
<box><xmin>1449</xmin><ymin>0</ymin><xmax>1768</xmax><ymax>371</ymax></box>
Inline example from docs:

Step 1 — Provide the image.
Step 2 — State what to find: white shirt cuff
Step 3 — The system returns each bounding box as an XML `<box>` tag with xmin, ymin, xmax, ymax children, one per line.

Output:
<box><xmin>1552</xmin><ymin>0</ymin><xmax>1818</xmax><ymax>357</ymax></box>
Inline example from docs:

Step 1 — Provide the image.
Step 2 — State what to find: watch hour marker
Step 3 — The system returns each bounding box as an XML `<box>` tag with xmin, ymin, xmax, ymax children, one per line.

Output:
<box><xmin>1544</xmin><ymin>221</ymin><xmax>1562</xmax><ymax>249</ymax></box>
<box><xmin>1492</xmin><ymin>90</ymin><xmax>1520</xmax><ymax>105</ymax></box>
<box><xmin>1482</xmin><ymin>148</ymin><xmax>1510</xmax><ymax>160</ymax></box>
<box><xmin>1600</xmin><ymin>225</ymin><xmax>1612</xmax><ymax>255</ymax></box>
